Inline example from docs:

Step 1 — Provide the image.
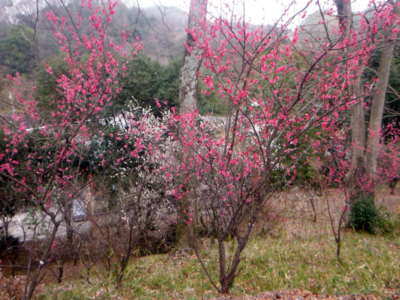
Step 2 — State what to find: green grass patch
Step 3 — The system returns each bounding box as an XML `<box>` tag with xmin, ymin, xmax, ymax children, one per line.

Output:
<box><xmin>39</xmin><ymin>231</ymin><xmax>400</xmax><ymax>299</ymax></box>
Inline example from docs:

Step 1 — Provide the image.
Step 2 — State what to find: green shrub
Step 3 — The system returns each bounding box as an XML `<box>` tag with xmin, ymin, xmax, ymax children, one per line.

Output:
<box><xmin>349</xmin><ymin>196</ymin><xmax>383</xmax><ymax>234</ymax></box>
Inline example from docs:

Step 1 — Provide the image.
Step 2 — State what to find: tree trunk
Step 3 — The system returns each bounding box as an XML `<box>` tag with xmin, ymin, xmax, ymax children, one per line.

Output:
<box><xmin>26</xmin><ymin>221</ymin><xmax>60</xmax><ymax>300</ymax></box>
<box><xmin>334</xmin><ymin>0</ymin><xmax>399</xmax><ymax>197</ymax></box>
<box><xmin>179</xmin><ymin>0</ymin><xmax>207</xmax><ymax>113</ymax></box>
<box><xmin>365</xmin><ymin>42</ymin><xmax>397</xmax><ymax>180</ymax></box>
<box><xmin>334</xmin><ymin>0</ymin><xmax>367</xmax><ymax>198</ymax></box>
<box><xmin>334</xmin><ymin>0</ymin><xmax>352</xmax><ymax>38</ymax></box>
<box><xmin>349</xmin><ymin>79</ymin><xmax>366</xmax><ymax>197</ymax></box>
<box><xmin>176</xmin><ymin>0</ymin><xmax>208</xmax><ymax>249</ymax></box>
<box><xmin>64</xmin><ymin>201</ymin><xmax>74</xmax><ymax>246</ymax></box>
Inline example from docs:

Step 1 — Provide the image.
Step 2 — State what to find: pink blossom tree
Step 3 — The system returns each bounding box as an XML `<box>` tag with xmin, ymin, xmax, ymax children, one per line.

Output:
<box><xmin>1</xmin><ymin>0</ymin><xmax>399</xmax><ymax>297</ymax></box>
<box><xmin>299</xmin><ymin>0</ymin><xmax>400</xmax><ymax>258</ymax></box>
<box><xmin>0</xmin><ymin>0</ymin><xmax>141</xmax><ymax>297</ymax></box>
<box><xmin>166</xmin><ymin>0</ymin><xmax>399</xmax><ymax>293</ymax></box>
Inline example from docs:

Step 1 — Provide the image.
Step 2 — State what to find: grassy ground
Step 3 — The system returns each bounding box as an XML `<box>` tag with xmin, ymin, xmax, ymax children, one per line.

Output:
<box><xmin>35</xmin><ymin>187</ymin><xmax>400</xmax><ymax>299</ymax></box>
<box><xmin>37</xmin><ymin>233</ymin><xmax>400</xmax><ymax>299</ymax></box>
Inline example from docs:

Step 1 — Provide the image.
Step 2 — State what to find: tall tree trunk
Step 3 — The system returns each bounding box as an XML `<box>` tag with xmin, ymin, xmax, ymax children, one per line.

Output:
<box><xmin>334</xmin><ymin>0</ymin><xmax>399</xmax><ymax>197</ymax></box>
<box><xmin>349</xmin><ymin>79</ymin><xmax>366</xmax><ymax>197</ymax></box>
<box><xmin>365</xmin><ymin>41</ymin><xmax>397</xmax><ymax>181</ymax></box>
<box><xmin>334</xmin><ymin>0</ymin><xmax>367</xmax><ymax>196</ymax></box>
<box><xmin>176</xmin><ymin>0</ymin><xmax>208</xmax><ymax>249</ymax></box>
<box><xmin>334</xmin><ymin>0</ymin><xmax>352</xmax><ymax>37</ymax></box>
<box><xmin>179</xmin><ymin>0</ymin><xmax>207</xmax><ymax>113</ymax></box>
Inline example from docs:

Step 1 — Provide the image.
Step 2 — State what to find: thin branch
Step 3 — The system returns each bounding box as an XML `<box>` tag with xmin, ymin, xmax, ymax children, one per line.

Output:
<box><xmin>187</xmin><ymin>223</ymin><xmax>221</xmax><ymax>293</ymax></box>
<box><xmin>0</xmin><ymin>96</ymin><xmax>24</xmax><ymax>110</ymax></box>
<box><xmin>317</xmin><ymin>0</ymin><xmax>332</xmax><ymax>45</ymax></box>
<box><xmin>34</xmin><ymin>0</ymin><xmax>40</xmax><ymax>39</ymax></box>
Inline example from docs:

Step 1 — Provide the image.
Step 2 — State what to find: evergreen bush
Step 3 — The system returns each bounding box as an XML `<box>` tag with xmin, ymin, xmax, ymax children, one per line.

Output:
<box><xmin>349</xmin><ymin>196</ymin><xmax>383</xmax><ymax>234</ymax></box>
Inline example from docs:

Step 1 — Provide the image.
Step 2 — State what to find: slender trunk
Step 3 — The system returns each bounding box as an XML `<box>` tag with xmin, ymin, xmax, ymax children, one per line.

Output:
<box><xmin>115</xmin><ymin>181</ymin><xmax>148</xmax><ymax>287</ymax></box>
<box><xmin>26</xmin><ymin>221</ymin><xmax>60</xmax><ymax>300</ymax></box>
<box><xmin>116</xmin><ymin>260</ymin><xmax>127</xmax><ymax>287</ymax></box>
<box><xmin>57</xmin><ymin>264</ymin><xmax>64</xmax><ymax>283</ymax></box>
<box><xmin>218</xmin><ymin>236</ymin><xmax>228</xmax><ymax>293</ymax></box>
<box><xmin>64</xmin><ymin>202</ymin><xmax>74</xmax><ymax>247</ymax></box>
<box><xmin>336</xmin><ymin>240</ymin><xmax>341</xmax><ymax>258</ymax></box>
